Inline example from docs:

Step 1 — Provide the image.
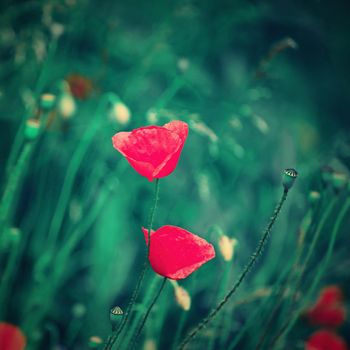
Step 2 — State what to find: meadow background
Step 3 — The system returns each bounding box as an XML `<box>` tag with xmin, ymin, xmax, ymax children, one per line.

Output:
<box><xmin>0</xmin><ymin>0</ymin><xmax>350</xmax><ymax>349</ymax></box>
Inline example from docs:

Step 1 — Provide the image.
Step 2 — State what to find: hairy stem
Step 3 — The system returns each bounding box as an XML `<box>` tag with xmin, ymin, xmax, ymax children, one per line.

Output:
<box><xmin>178</xmin><ymin>189</ymin><xmax>290</xmax><ymax>350</ymax></box>
<box><xmin>104</xmin><ymin>179</ymin><xmax>160</xmax><ymax>350</ymax></box>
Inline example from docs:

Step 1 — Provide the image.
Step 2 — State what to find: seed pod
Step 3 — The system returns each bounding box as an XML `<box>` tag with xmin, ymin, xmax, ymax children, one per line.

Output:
<box><xmin>282</xmin><ymin>168</ymin><xmax>298</xmax><ymax>191</ymax></box>
<box><xmin>40</xmin><ymin>94</ymin><xmax>56</xmax><ymax>111</ymax></box>
<box><xmin>110</xmin><ymin>306</ymin><xmax>123</xmax><ymax>330</ymax></box>
<box><xmin>24</xmin><ymin>119</ymin><xmax>41</xmax><ymax>140</ymax></box>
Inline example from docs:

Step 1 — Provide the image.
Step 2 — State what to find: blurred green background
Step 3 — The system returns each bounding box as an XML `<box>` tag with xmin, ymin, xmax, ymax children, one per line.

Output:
<box><xmin>0</xmin><ymin>0</ymin><xmax>350</xmax><ymax>349</ymax></box>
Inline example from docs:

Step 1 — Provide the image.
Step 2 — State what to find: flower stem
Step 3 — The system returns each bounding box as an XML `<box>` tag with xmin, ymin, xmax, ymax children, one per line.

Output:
<box><xmin>129</xmin><ymin>277</ymin><xmax>167</xmax><ymax>349</ymax></box>
<box><xmin>269</xmin><ymin>195</ymin><xmax>349</xmax><ymax>349</ymax></box>
<box><xmin>0</xmin><ymin>142</ymin><xmax>33</xmax><ymax>238</ymax></box>
<box><xmin>178</xmin><ymin>188</ymin><xmax>290</xmax><ymax>350</ymax></box>
<box><xmin>104</xmin><ymin>179</ymin><xmax>160</xmax><ymax>350</ymax></box>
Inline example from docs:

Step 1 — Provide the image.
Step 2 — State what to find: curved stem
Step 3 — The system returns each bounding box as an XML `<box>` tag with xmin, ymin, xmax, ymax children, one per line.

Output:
<box><xmin>178</xmin><ymin>189</ymin><xmax>290</xmax><ymax>350</ymax></box>
<box><xmin>104</xmin><ymin>179</ymin><xmax>160</xmax><ymax>350</ymax></box>
<box><xmin>270</xmin><ymin>196</ymin><xmax>349</xmax><ymax>349</ymax></box>
<box><xmin>129</xmin><ymin>277</ymin><xmax>167</xmax><ymax>349</ymax></box>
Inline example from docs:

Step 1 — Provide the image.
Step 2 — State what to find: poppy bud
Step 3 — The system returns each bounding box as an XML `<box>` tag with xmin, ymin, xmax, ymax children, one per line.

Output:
<box><xmin>170</xmin><ymin>281</ymin><xmax>191</xmax><ymax>311</ymax></box>
<box><xmin>58</xmin><ymin>93</ymin><xmax>76</xmax><ymax>119</ymax></box>
<box><xmin>40</xmin><ymin>93</ymin><xmax>56</xmax><ymax>111</ymax></box>
<box><xmin>282</xmin><ymin>168</ymin><xmax>298</xmax><ymax>191</ymax></box>
<box><xmin>24</xmin><ymin>118</ymin><xmax>41</xmax><ymax>140</ymax></box>
<box><xmin>331</xmin><ymin>172</ymin><xmax>348</xmax><ymax>193</ymax></box>
<box><xmin>110</xmin><ymin>101</ymin><xmax>131</xmax><ymax>125</ymax></box>
<box><xmin>143</xmin><ymin>339</ymin><xmax>157</xmax><ymax>350</ymax></box>
<box><xmin>88</xmin><ymin>336</ymin><xmax>103</xmax><ymax>348</ymax></box>
<box><xmin>218</xmin><ymin>235</ymin><xmax>238</xmax><ymax>262</ymax></box>
<box><xmin>308</xmin><ymin>191</ymin><xmax>321</xmax><ymax>205</ymax></box>
<box><xmin>110</xmin><ymin>306</ymin><xmax>123</xmax><ymax>330</ymax></box>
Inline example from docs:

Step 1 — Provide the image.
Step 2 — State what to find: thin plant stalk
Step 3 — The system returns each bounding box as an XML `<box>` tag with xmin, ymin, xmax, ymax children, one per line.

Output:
<box><xmin>254</xmin><ymin>202</ymin><xmax>322</xmax><ymax>350</ymax></box>
<box><xmin>0</xmin><ymin>142</ymin><xmax>34</xmax><ymax>238</ymax></box>
<box><xmin>129</xmin><ymin>277</ymin><xmax>167</xmax><ymax>349</ymax></box>
<box><xmin>119</xmin><ymin>275</ymin><xmax>160</xmax><ymax>349</ymax></box>
<box><xmin>270</xmin><ymin>195</ymin><xmax>350</xmax><ymax>349</ymax></box>
<box><xmin>178</xmin><ymin>188</ymin><xmax>290</xmax><ymax>350</ymax></box>
<box><xmin>104</xmin><ymin>178</ymin><xmax>160</xmax><ymax>350</ymax></box>
<box><xmin>227</xmin><ymin>265</ymin><xmax>292</xmax><ymax>350</ymax></box>
<box><xmin>172</xmin><ymin>309</ymin><xmax>188</xmax><ymax>350</ymax></box>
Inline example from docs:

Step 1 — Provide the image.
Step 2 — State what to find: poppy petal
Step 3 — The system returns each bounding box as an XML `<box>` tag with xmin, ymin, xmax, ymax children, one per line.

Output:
<box><xmin>306</xmin><ymin>285</ymin><xmax>346</xmax><ymax>327</ymax></box>
<box><xmin>305</xmin><ymin>329</ymin><xmax>348</xmax><ymax>350</ymax></box>
<box><xmin>142</xmin><ymin>225</ymin><xmax>215</xmax><ymax>280</ymax></box>
<box><xmin>112</xmin><ymin>121</ymin><xmax>188</xmax><ymax>181</ymax></box>
<box><xmin>0</xmin><ymin>323</ymin><xmax>26</xmax><ymax>350</ymax></box>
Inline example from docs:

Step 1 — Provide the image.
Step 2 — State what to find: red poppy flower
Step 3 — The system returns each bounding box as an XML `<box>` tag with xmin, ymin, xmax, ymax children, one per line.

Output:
<box><xmin>0</xmin><ymin>323</ymin><xmax>26</xmax><ymax>350</ymax></box>
<box><xmin>142</xmin><ymin>225</ymin><xmax>215</xmax><ymax>280</ymax></box>
<box><xmin>112</xmin><ymin>121</ymin><xmax>188</xmax><ymax>181</ymax></box>
<box><xmin>305</xmin><ymin>329</ymin><xmax>348</xmax><ymax>350</ymax></box>
<box><xmin>66</xmin><ymin>74</ymin><xmax>93</xmax><ymax>100</ymax></box>
<box><xmin>306</xmin><ymin>286</ymin><xmax>346</xmax><ymax>327</ymax></box>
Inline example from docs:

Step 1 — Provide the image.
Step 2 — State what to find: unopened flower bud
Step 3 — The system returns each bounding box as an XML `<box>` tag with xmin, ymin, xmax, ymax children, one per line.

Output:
<box><xmin>110</xmin><ymin>102</ymin><xmax>131</xmax><ymax>125</ymax></box>
<box><xmin>58</xmin><ymin>94</ymin><xmax>76</xmax><ymax>119</ymax></box>
<box><xmin>143</xmin><ymin>339</ymin><xmax>157</xmax><ymax>350</ymax></box>
<box><xmin>40</xmin><ymin>93</ymin><xmax>56</xmax><ymax>111</ymax></box>
<box><xmin>308</xmin><ymin>191</ymin><xmax>321</xmax><ymax>205</ymax></box>
<box><xmin>173</xmin><ymin>284</ymin><xmax>191</xmax><ymax>311</ymax></box>
<box><xmin>218</xmin><ymin>235</ymin><xmax>238</xmax><ymax>262</ymax></box>
<box><xmin>331</xmin><ymin>172</ymin><xmax>348</xmax><ymax>192</ymax></box>
<box><xmin>88</xmin><ymin>336</ymin><xmax>103</xmax><ymax>348</ymax></box>
<box><xmin>24</xmin><ymin>118</ymin><xmax>41</xmax><ymax>140</ymax></box>
<box><xmin>283</xmin><ymin>168</ymin><xmax>298</xmax><ymax>191</ymax></box>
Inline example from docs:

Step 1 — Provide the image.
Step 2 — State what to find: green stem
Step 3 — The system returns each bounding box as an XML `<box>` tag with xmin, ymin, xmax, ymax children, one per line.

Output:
<box><xmin>178</xmin><ymin>189</ymin><xmax>290</xmax><ymax>350</ymax></box>
<box><xmin>269</xmin><ymin>196</ymin><xmax>345</xmax><ymax>349</ymax></box>
<box><xmin>130</xmin><ymin>277</ymin><xmax>167</xmax><ymax>349</ymax></box>
<box><xmin>0</xmin><ymin>232</ymin><xmax>22</xmax><ymax>318</ymax></box>
<box><xmin>0</xmin><ymin>142</ymin><xmax>33</xmax><ymax>236</ymax></box>
<box><xmin>254</xmin><ymin>204</ymin><xmax>320</xmax><ymax>350</ymax></box>
<box><xmin>104</xmin><ymin>179</ymin><xmax>160</xmax><ymax>350</ymax></box>
<box><xmin>46</xmin><ymin>93</ymin><xmax>118</xmax><ymax>249</ymax></box>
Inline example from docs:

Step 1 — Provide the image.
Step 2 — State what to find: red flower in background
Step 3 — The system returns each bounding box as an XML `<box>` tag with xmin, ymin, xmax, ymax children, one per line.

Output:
<box><xmin>305</xmin><ymin>329</ymin><xmax>348</xmax><ymax>350</ymax></box>
<box><xmin>112</xmin><ymin>121</ymin><xmax>188</xmax><ymax>181</ymax></box>
<box><xmin>142</xmin><ymin>225</ymin><xmax>215</xmax><ymax>280</ymax></box>
<box><xmin>306</xmin><ymin>286</ymin><xmax>346</xmax><ymax>327</ymax></box>
<box><xmin>66</xmin><ymin>73</ymin><xmax>93</xmax><ymax>100</ymax></box>
<box><xmin>0</xmin><ymin>323</ymin><xmax>26</xmax><ymax>350</ymax></box>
